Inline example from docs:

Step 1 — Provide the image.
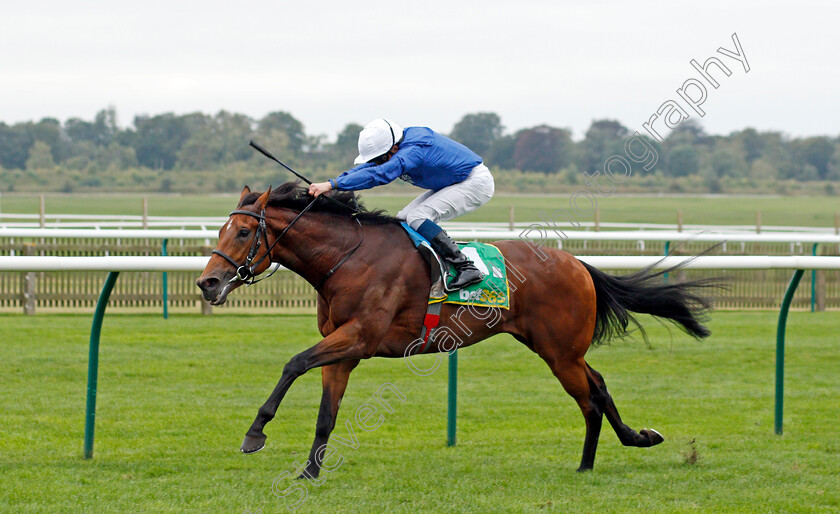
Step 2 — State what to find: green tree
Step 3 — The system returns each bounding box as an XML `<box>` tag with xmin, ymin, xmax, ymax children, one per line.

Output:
<box><xmin>486</xmin><ymin>134</ymin><xmax>516</xmax><ymax>169</ymax></box>
<box><xmin>709</xmin><ymin>140</ymin><xmax>748</xmax><ymax>178</ymax></box>
<box><xmin>449</xmin><ymin>112</ymin><xmax>504</xmax><ymax>157</ymax></box>
<box><xmin>513</xmin><ymin>125</ymin><xmax>572</xmax><ymax>173</ymax></box>
<box><xmin>793</xmin><ymin>137</ymin><xmax>835</xmax><ymax>179</ymax></box>
<box><xmin>26</xmin><ymin>118</ymin><xmax>71</xmax><ymax>163</ymax></box>
<box><xmin>331</xmin><ymin>123</ymin><xmax>363</xmax><ymax>163</ymax></box>
<box><xmin>177</xmin><ymin>132</ymin><xmax>224</xmax><ymax>170</ymax></box>
<box><xmin>251</xmin><ymin>129</ymin><xmax>292</xmax><ymax>171</ymax></box>
<box><xmin>65</xmin><ymin>107</ymin><xmax>118</xmax><ymax>147</ymax></box>
<box><xmin>755</xmin><ymin>131</ymin><xmax>795</xmax><ymax>179</ymax></box>
<box><xmin>667</xmin><ymin>119</ymin><xmax>710</xmax><ymax>146</ymax></box>
<box><xmin>124</xmin><ymin>113</ymin><xmax>195</xmax><ymax>169</ymax></box>
<box><xmin>96</xmin><ymin>143</ymin><xmax>139</xmax><ymax>170</ymax></box>
<box><xmin>26</xmin><ymin>141</ymin><xmax>55</xmax><ymax>170</ymax></box>
<box><xmin>667</xmin><ymin>145</ymin><xmax>700</xmax><ymax>176</ymax></box>
<box><xmin>662</xmin><ymin>120</ymin><xmax>713</xmax><ymax>176</ymax></box>
<box><xmin>578</xmin><ymin>119</ymin><xmax>629</xmax><ymax>172</ymax></box>
<box><xmin>733</xmin><ymin>128</ymin><xmax>765</xmax><ymax>164</ymax></box>
<box><xmin>827</xmin><ymin>141</ymin><xmax>840</xmax><ymax>180</ymax></box>
<box><xmin>215</xmin><ymin>111</ymin><xmax>254</xmax><ymax>163</ymax></box>
<box><xmin>257</xmin><ymin>112</ymin><xmax>305</xmax><ymax>154</ymax></box>
<box><xmin>64</xmin><ymin>118</ymin><xmax>97</xmax><ymax>143</ymax></box>
<box><xmin>0</xmin><ymin>123</ymin><xmax>34</xmax><ymax>169</ymax></box>
<box><xmin>749</xmin><ymin>158</ymin><xmax>780</xmax><ymax>180</ymax></box>
<box><xmin>178</xmin><ymin>111</ymin><xmax>255</xmax><ymax>169</ymax></box>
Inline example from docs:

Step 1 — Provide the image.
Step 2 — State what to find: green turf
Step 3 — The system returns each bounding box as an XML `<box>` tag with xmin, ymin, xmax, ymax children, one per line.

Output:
<box><xmin>3</xmin><ymin>193</ymin><xmax>839</xmax><ymax>227</ymax></box>
<box><xmin>1</xmin><ymin>311</ymin><xmax>838</xmax><ymax>512</ymax></box>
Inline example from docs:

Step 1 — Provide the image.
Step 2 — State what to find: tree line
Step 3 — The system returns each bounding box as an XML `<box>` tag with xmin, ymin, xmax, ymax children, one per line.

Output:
<box><xmin>1</xmin><ymin>108</ymin><xmax>838</xmax><ymax>193</ymax></box>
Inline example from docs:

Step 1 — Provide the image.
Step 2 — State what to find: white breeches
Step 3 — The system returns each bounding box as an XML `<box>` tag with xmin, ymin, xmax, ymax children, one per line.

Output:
<box><xmin>397</xmin><ymin>163</ymin><xmax>495</xmax><ymax>229</ymax></box>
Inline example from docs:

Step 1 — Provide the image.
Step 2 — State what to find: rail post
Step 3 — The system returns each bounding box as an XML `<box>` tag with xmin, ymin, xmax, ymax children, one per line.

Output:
<box><xmin>775</xmin><ymin>269</ymin><xmax>804</xmax><ymax>436</ymax></box>
<box><xmin>84</xmin><ymin>271</ymin><xmax>120</xmax><ymax>458</ymax></box>
<box><xmin>162</xmin><ymin>239</ymin><xmax>169</xmax><ymax>319</ymax></box>
<box><xmin>810</xmin><ymin>244</ymin><xmax>818</xmax><ymax>312</ymax></box>
<box><xmin>447</xmin><ymin>349</ymin><xmax>458</xmax><ymax>447</ymax></box>
<box><xmin>23</xmin><ymin>244</ymin><xmax>37</xmax><ymax>314</ymax></box>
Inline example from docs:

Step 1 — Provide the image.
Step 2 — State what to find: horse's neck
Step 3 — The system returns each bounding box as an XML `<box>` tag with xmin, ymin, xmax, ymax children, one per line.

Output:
<box><xmin>268</xmin><ymin>211</ymin><xmax>374</xmax><ymax>287</ymax></box>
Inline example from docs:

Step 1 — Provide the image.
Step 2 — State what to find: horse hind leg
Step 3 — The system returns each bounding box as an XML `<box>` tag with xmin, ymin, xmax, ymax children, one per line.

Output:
<box><xmin>585</xmin><ymin>362</ymin><xmax>665</xmax><ymax>448</ymax></box>
<box><xmin>535</xmin><ymin>350</ymin><xmax>662</xmax><ymax>471</ymax></box>
<box><xmin>532</xmin><ymin>346</ymin><xmax>605</xmax><ymax>472</ymax></box>
<box><xmin>563</xmin><ymin>361</ymin><xmax>604</xmax><ymax>472</ymax></box>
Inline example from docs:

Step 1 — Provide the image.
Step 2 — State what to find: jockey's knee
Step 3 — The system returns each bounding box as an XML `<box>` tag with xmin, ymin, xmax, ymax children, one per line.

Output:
<box><xmin>406</xmin><ymin>215</ymin><xmax>431</xmax><ymax>231</ymax></box>
<box><xmin>415</xmin><ymin>219</ymin><xmax>444</xmax><ymax>240</ymax></box>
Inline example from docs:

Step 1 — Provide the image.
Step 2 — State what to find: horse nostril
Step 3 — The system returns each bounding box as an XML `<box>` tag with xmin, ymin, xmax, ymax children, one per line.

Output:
<box><xmin>198</xmin><ymin>277</ymin><xmax>220</xmax><ymax>291</ymax></box>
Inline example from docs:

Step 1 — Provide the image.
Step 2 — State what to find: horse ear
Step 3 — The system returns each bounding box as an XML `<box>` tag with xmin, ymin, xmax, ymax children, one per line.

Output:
<box><xmin>239</xmin><ymin>185</ymin><xmax>251</xmax><ymax>204</ymax></box>
<box><xmin>255</xmin><ymin>186</ymin><xmax>272</xmax><ymax>210</ymax></box>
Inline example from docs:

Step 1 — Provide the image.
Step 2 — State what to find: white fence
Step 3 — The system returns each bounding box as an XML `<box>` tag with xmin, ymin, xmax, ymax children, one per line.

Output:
<box><xmin>2</xmin><ymin>227</ymin><xmax>840</xmax><ymax>244</ymax></box>
<box><xmin>3</xmin><ymin>211</ymin><xmax>840</xmax><ymax>234</ymax></box>
<box><xmin>2</xmin><ymin>255</ymin><xmax>840</xmax><ymax>272</ymax></box>
<box><xmin>2</xmin><ymin>228</ymin><xmax>839</xmax><ymax>313</ymax></box>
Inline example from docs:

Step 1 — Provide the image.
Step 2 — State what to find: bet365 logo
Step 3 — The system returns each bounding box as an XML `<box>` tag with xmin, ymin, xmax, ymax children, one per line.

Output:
<box><xmin>458</xmin><ymin>288</ymin><xmax>504</xmax><ymax>304</ymax></box>
<box><xmin>459</xmin><ymin>288</ymin><xmax>483</xmax><ymax>301</ymax></box>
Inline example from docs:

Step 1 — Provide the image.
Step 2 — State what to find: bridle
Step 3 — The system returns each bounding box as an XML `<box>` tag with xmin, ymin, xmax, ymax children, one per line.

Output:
<box><xmin>211</xmin><ymin>196</ymin><xmax>364</xmax><ymax>290</ymax></box>
<box><xmin>213</xmin><ymin>140</ymin><xmax>364</xmax><ymax>289</ymax></box>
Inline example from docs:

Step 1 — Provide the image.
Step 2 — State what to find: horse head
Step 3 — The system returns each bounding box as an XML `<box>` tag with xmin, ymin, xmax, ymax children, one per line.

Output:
<box><xmin>196</xmin><ymin>185</ymin><xmax>275</xmax><ymax>305</ymax></box>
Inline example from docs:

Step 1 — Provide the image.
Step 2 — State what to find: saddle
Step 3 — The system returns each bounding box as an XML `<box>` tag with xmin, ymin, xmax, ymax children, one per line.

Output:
<box><xmin>400</xmin><ymin>223</ymin><xmax>510</xmax><ymax>352</ymax></box>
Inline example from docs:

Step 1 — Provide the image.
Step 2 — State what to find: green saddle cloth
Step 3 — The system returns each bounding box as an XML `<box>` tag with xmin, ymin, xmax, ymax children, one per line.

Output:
<box><xmin>432</xmin><ymin>242</ymin><xmax>510</xmax><ymax>309</ymax></box>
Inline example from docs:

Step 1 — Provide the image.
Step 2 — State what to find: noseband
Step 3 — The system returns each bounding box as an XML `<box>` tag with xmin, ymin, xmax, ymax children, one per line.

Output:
<box><xmin>212</xmin><ymin>209</ymin><xmax>274</xmax><ymax>285</ymax></box>
<box><xmin>211</xmin><ymin>196</ymin><xmax>363</xmax><ymax>290</ymax></box>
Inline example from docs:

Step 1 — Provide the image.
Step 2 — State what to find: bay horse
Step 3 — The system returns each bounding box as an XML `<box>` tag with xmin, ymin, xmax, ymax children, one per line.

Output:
<box><xmin>196</xmin><ymin>182</ymin><xmax>715</xmax><ymax>475</ymax></box>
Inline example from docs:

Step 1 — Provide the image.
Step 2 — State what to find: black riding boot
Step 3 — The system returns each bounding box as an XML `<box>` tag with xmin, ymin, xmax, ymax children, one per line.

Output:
<box><xmin>429</xmin><ymin>230</ymin><xmax>484</xmax><ymax>291</ymax></box>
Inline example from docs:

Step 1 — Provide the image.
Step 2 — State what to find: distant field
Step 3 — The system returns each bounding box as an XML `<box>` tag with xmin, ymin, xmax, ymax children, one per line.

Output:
<box><xmin>2</xmin><ymin>193</ymin><xmax>840</xmax><ymax>227</ymax></box>
<box><xmin>1</xmin><ymin>312</ymin><xmax>838</xmax><ymax>512</ymax></box>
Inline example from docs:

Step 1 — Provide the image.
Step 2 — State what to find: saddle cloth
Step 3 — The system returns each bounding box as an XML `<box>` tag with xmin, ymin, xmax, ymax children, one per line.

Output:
<box><xmin>400</xmin><ymin>222</ymin><xmax>510</xmax><ymax>352</ymax></box>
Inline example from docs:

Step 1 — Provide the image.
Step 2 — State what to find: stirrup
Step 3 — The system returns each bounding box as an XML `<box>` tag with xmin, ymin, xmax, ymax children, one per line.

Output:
<box><xmin>445</xmin><ymin>267</ymin><xmax>483</xmax><ymax>292</ymax></box>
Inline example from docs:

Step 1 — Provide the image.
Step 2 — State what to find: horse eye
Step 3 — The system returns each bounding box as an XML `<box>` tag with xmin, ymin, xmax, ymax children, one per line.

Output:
<box><xmin>238</xmin><ymin>228</ymin><xmax>250</xmax><ymax>238</ymax></box>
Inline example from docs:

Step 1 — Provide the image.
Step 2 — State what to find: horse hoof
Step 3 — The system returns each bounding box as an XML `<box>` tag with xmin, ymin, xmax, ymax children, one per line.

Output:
<box><xmin>241</xmin><ymin>434</ymin><xmax>267</xmax><ymax>454</ymax></box>
<box><xmin>641</xmin><ymin>428</ymin><xmax>664</xmax><ymax>446</ymax></box>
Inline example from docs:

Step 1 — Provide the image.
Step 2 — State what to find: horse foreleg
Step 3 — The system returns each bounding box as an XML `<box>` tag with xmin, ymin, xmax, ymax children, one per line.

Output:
<box><xmin>299</xmin><ymin>359</ymin><xmax>360</xmax><ymax>478</ymax></box>
<box><xmin>241</xmin><ymin>322</ymin><xmax>367</xmax><ymax>454</ymax></box>
<box><xmin>585</xmin><ymin>363</ymin><xmax>665</xmax><ymax>448</ymax></box>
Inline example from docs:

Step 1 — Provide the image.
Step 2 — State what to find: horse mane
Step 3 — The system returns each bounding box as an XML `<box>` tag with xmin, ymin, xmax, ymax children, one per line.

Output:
<box><xmin>237</xmin><ymin>181</ymin><xmax>399</xmax><ymax>225</ymax></box>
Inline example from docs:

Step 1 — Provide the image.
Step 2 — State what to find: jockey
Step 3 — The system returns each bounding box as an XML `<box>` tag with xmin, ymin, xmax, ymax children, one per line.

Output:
<box><xmin>308</xmin><ymin>118</ymin><xmax>495</xmax><ymax>290</ymax></box>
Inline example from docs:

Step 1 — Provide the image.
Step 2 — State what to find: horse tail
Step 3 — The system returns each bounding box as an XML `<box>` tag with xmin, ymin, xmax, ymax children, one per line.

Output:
<box><xmin>580</xmin><ymin>254</ymin><xmax>723</xmax><ymax>346</ymax></box>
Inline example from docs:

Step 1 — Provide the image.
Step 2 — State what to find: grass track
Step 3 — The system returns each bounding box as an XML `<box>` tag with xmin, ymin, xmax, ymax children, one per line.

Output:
<box><xmin>1</xmin><ymin>311</ymin><xmax>839</xmax><ymax>512</ymax></box>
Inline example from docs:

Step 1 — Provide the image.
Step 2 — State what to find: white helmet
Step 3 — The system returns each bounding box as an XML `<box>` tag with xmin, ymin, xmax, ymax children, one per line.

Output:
<box><xmin>354</xmin><ymin>118</ymin><xmax>404</xmax><ymax>165</ymax></box>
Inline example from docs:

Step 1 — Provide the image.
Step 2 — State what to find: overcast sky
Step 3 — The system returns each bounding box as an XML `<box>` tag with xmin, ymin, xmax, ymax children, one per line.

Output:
<box><xmin>2</xmin><ymin>0</ymin><xmax>837</xmax><ymax>141</ymax></box>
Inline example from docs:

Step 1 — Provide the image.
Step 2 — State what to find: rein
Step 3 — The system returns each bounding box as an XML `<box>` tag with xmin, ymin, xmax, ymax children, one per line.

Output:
<box><xmin>213</xmin><ymin>141</ymin><xmax>364</xmax><ymax>289</ymax></box>
<box><xmin>212</xmin><ymin>196</ymin><xmax>364</xmax><ymax>290</ymax></box>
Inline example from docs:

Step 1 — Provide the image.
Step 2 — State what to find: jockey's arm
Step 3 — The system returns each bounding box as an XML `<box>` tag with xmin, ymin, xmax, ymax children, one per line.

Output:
<box><xmin>308</xmin><ymin>163</ymin><xmax>377</xmax><ymax>197</ymax></box>
<box><xmin>329</xmin><ymin>159</ymin><xmax>402</xmax><ymax>191</ymax></box>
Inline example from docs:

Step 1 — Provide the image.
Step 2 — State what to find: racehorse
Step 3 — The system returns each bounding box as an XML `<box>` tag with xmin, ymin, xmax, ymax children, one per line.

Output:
<box><xmin>196</xmin><ymin>182</ymin><xmax>717</xmax><ymax>476</ymax></box>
